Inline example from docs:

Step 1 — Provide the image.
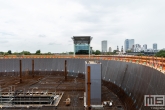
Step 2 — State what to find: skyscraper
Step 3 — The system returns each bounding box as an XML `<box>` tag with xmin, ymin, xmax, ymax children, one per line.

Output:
<box><xmin>124</xmin><ymin>39</ymin><xmax>134</xmax><ymax>52</ymax></box>
<box><xmin>134</xmin><ymin>44</ymin><xmax>141</xmax><ymax>52</ymax></box>
<box><xmin>153</xmin><ymin>43</ymin><xmax>157</xmax><ymax>50</ymax></box>
<box><xmin>101</xmin><ymin>40</ymin><xmax>107</xmax><ymax>52</ymax></box>
<box><xmin>121</xmin><ymin>46</ymin><xmax>123</xmax><ymax>52</ymax></box>
<box><xmin>109</xmin><ymin>47</ymin><xmax>112</xmax><ymax>52</ymax></box>
<box><xmin>117</xmin><ymin>46</ymin><xmax>119</xmax><ymax>51</ymax></box>
<box><xmin>143</xmin><ymin>44</ymin><xmax>147</xmax><ymax>50</ymax></box>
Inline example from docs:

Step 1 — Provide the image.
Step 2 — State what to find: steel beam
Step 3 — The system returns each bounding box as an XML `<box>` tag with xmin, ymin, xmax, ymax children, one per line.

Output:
<box><xmin>32</xmin><ymin>59</ymin><xmax>34</xmax><ymax>78</ymax></box>
<box><xmin>19</xmin><ymin>60</ymin><xmax>22</xmax><ymax>83</ymax></box>
<box><xmin>87</xmin><ymin>66</ymin><xmax>91</xmax><ymax>109</ymax></box>
<box><xmin>65</xmin><ymin>60</ymin><xmax>67</xmax><ymax>81</ymax></box>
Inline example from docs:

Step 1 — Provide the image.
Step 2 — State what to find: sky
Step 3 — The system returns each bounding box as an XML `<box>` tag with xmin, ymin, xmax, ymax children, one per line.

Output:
<box><xmin>0</xmin><ymin>0</ymin><xmax>165</xmax><ymax>53</ymax></box>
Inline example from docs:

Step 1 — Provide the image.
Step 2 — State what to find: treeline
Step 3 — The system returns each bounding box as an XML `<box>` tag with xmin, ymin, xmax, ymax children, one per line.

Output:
<box><xmin>0</xmin><ymin>50</ymin><xmax>53</xmax><ymax>55</ymax></box>
<box><xmin>0</xmin><ymin>49</ymin><xmax>119</xmax><ymax>55</ymax></box>
<box><xmin>92</xmin><ymin>50</ymin><xmax>118</xmax><ymax>55</ymax></box>
<box><xmin>155</xmin><ymin>50</ymin><xmax>165</xmax><ymax>57</ymax></box>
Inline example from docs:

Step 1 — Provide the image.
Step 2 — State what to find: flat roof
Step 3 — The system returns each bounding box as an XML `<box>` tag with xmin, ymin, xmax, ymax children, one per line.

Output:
<box><xmin>72</xmin><ymin>36</ymin><xmax>92</xmax><ymax>44</ymax></box>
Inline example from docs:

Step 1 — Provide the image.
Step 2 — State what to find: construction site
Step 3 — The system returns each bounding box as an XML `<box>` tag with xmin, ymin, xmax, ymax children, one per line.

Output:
<box><xmin>0</xmin><ymin>56</ymin><xmax>165</xmax><ymax>110</ymax></box>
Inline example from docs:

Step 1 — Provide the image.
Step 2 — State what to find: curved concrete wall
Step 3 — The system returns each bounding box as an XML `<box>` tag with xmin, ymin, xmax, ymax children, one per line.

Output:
<box><xmin>0</xmin><ymin>58</ymin><xmax>165</xmax><ymax>109</ymax></box>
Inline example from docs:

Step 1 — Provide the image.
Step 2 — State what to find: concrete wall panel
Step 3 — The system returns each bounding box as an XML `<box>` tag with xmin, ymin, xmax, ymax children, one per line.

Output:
<box><xmin>0</xmin><ymin>58</ymin><xmax>165</xmax><ymax>109</ymax></box>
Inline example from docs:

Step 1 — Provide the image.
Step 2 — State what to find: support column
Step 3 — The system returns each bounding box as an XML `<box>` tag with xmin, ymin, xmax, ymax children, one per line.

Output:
<box><xmin>32</xmin><ymin>59</ymin><xmax>34</xmax><ymax>78</ymax></box>
<box><xmin>74</xmin><ymin>44</ymin><xmax>75</xmax><ymax>57</ymax></box>
<box><xmin>20</xmin><ymin>60</ymin><xmax>22</xmax><ymax>83</ymax></box>
<box><xmin>162</xmin><ymin>57</ymin><xmax>164</xmax><ymax>71</ymax></box>
<box><xmin>65</xmin><ymin>60</ymin><xmax>67</xmax><ymax>81</ymax></box>
<box><xmin>87</xmin><ymin>66</ymin><xmax>91</xmax><ymax>109</ymax></box>
<box><xmin>89</xmin><ymin>44</ymin><xmax>90</xmax><ymax>58</ymax></box>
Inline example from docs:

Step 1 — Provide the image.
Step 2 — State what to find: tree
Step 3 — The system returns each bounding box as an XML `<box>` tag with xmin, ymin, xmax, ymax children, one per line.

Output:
<box><xmin>0</xmin><ymin>52</ymin><xmax>4</xmax><ymax>55</ymax></box>
<box><xmin>20</xmin><ymin>51</ymin><xmax>31</xmax><ymax>55</ymax></box>
<box><xmin>92</xmin><ymin>50</ymin><xmax>95</xmax><ymax>54</ymax></box>
<box><xmin>4</xmin><ymin>52</ymin><xmax>9</xmax><ymax>55</ymax></box>
<box><xmin>8</xmin><ymin>50</ymin><xmax>12</xmax><ymax>54</ymax></box>
<box><xmin>36</xmin><ymin>50</ymin><xmax>41</xmax><ymax>54</ymax></box>
<box><xmin>69</xmin><ymin>52</ymin><xmax>74</xmax><ymax>54</ymax></box>
<box><xmin>95</xmin><ymin>50</ymin><xmax>101</xmax><ymax>55</ymax></box>
<box><xmin>156</xmin><ymin>50</ymin><xmax>165</xmax><ymax>57</ymax></box>
<box><xmin>13</xmin><ymin>52</ymin><xmax>20</xmax><ymax>55</ymax></box>
<box><xmin>113</xmin><ymin>50</ymin><xmax>117</xmax><ymax>53</ymax></box>
<box><xmin>126</xmin><ymin>50</ymin><xmax>131</xmax><ymax>53</ymax></box>
<box><xmin>47</xmin><ymin>52</ymin><xmax>51</xmax><ymax>54</ymax></box>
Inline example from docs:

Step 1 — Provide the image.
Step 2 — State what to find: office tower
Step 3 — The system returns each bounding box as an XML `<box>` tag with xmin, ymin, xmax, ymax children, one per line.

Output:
<box><xmin>109</xmin><ymin>47</ymin><xmax>112</xmax><ymax>52</ymax></box>
<box><xmin>124</xmin><ymin>39</ymin><xmax>134</xmax><ymax>52</ymax></box>
<box><xmin>143</xmin><ymin>44</ymin><xmax>147</xmax><ymax>50</ymax></box>
<box><xmin>153</xmin><ymin>43</ymin><xmax>157</xmax><ymax>50</ymax></box>
<box><xmin>134</xmin><ymin>44</ymin><xmax>141</xmax><ymax>52</ymax></box>
<box><xmin>117</xmin><ymin>46</ymin><xmax>119</xmax><ymax>51</ymax></box>
<box><xmin>101</xmin><ymin>40</ymin><xmax>107</xmax><ymax>52</ymax></box>
<box><xmin>121</xmin><ymin>46</ymin><xmax>123</xmax><ymax>52</ymax></box>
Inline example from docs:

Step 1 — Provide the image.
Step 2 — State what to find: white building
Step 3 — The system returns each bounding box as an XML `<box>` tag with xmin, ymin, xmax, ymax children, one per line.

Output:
<box><xmin>101</xmin><ymin>40</ymin><xmax>107</xmax><ymax>52</ymax></box>
<box><xmin>134</xmin><ymin>44</ymin><xmax>142</xmax><ymax>52</ymax></box>
<box><xmin>143</xmin><ymin>44</ymin><xmax>147</xmax><ymax>50</ymax></box>
<box><xmin>124</xmin><ymin>39</ymin><xmax>134</xmax><ymax>52</ymax></box>
<box><xmin>109</xmin><ymin>47</ymin><xmax>112</xmax><ymax>52</ymax></box>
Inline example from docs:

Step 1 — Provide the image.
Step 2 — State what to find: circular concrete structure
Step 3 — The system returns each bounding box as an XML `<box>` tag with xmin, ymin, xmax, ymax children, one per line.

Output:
<box><xmin>0</xmin><ymin>58</ymin><xmax>165</xmax><ymax>110</ymax></box>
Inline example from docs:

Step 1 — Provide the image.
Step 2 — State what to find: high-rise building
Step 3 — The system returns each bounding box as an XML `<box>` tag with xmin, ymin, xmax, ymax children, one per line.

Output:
<box><xmin>124</xmin><ymin>39</ymin><xmax>134</xmax><ymax>52</ymax></box>
<box><xmin>143</xmin><ymin>44</ymin><xmax>147</xmax><ymax>50</ymax></box>
<box><xmin>117</xmin><ymin>46</ymin><xmax>119</xmax><ymax>51</ymax></box>
<box><xmin>153</xmin><ymin>43</ymin><xmax>157</xmax><ymax>50</ymax></box>
<box><xmin>101</xmin><ymin>40</ymin><xmax>107</xmax><ymax>52</ymax></box>
<box><xmin>121</xmin><ymin>46</ymin><xmax>123</xmax><ymax>52</ymax></box>
<box><xmin>109</xmin><ymin>47</ymin><xmax>112</xmax><ymax>52</ymax></box>
<box><xmin>134</xmin><ymin>44</ymin><xmax>141</xmax><ymax>52</ymax></box>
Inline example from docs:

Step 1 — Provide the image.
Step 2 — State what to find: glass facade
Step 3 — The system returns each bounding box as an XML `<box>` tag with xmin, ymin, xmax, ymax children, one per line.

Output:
<box><xmin>75</xmin><ymin>44</ymin><xmax>89</xmax><ymax>55</ymax></box>
<box><xmin>101</xmin><ymin>40</ymin><xmax>107</xmax><ymax>52</ymax></box>
<box><xmin>153</xmin><ymin>43</ymin><xmax>157</xmax><ymax>50</ymax></box>
<box><xmin>124</xmin><ymin>39</ymin><xmax>134</xmax><ymax>52</ymax></box>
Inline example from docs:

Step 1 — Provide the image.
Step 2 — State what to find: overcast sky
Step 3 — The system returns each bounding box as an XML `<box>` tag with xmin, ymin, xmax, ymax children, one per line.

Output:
<box><xmin>0</xmin><ymin>0</ymin><xmax>165</xmax><ymax>53</ymax></box>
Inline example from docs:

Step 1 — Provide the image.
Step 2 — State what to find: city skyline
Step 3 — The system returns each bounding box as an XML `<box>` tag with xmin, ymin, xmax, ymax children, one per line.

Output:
<box><xmin>0</xmin><ymin>0</ymin><xmax>165</xmax><ymax>53</ymax></box>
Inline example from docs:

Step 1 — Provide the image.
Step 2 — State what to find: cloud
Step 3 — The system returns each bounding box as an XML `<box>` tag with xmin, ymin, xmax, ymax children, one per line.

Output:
<box><xmin>48</xmin><ymin>42</ymin><xmax>61</xmax><ymax>45</ymax></box>
<box><xmin>0</xmin><ymin>40</ymin><xmax>8</xmax><ymax>43</ymax></box>
<box><xmin>0</xmin><ymin>0</ymin><xmax>165</xmax><ymax>52</ymax></box>
<box><xmin>38</xmin><ymin>34</ymin><xmax>46</xmax><ymax>38</ymax></box>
